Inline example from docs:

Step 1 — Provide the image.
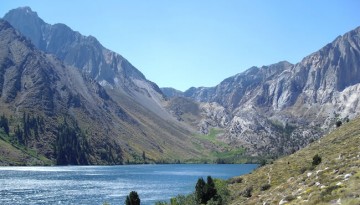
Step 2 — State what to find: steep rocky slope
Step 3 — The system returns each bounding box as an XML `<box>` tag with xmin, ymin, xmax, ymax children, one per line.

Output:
<box><xmin>0</xmin><ymin>19</ymin><xmax>208</xmax><ymax>165</ymax></box>
<box><xmin>228</xmin><ymin>117</ymin><xmax>360</xmax><ymax>205</ymax></box>
<box><xmin>3</xmin><ymin>7</ymin><xmax>168</xmax><ymax>119</ymax></box>
<box><xmin>163</xmin><ymin>26</ymin><xmax>360</xmax><ymax>156</ymax></box>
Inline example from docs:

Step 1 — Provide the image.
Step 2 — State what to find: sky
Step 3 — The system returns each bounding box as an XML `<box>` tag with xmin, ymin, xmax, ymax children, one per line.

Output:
<box><xmin>1</xmin><ymin>1</ymin><xmax>360</xmax><ymax>91</ymax></box>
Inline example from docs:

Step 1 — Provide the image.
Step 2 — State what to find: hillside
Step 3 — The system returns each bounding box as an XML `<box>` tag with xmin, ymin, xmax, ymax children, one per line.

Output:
<box><xmin>228</xmin><ymin>117</ymin><xmax>360</xmax><ymax>204</ymax></box>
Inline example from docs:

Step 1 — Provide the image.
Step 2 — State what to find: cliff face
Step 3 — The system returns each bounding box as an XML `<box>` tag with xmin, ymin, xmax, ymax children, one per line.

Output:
<box><xmin>164</xmin><ymin>26</ymin><xmax>360</xmax><ymax>156</ymax></box>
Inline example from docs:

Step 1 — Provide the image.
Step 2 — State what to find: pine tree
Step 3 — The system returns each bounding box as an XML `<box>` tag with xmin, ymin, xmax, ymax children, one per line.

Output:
<box><xmin>0</xmin><ymin>114</ymin><xmax>9</xmax><ymax>135</ymax></box>
<box><xmin>195</xmin><ymin>177</ymin><xmax>206</xmax><ymax>204</ymax></box>
<box><xmin>205</xmin><ymin>176</ymin><xmax>217</xmax><ymax>202</ymax></box>
<box><xmin>125</xmin><ymin>191</ymin><xmax>140</xmax><ymax>205</ymax></box>
<box><xmin>195</xmin><ymin>176</ymin><xmax>219</xmax><ymax>204</ymax></box>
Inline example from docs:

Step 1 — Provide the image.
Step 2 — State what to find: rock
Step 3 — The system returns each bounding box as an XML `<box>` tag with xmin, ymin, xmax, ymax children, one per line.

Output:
<box><xmin>344</xmin><ymin>173</ymin><xmax>352</xmax><ymax>180</ymax></box>
<box><xmin>279</xmin><ymin>199</ymin><xmax>288</xmax><ymax>205</ymax></box>
<box><xmin>307</xmin><ymin>172</ymin><xmax>313</xmax><ymax>177</ymax></box>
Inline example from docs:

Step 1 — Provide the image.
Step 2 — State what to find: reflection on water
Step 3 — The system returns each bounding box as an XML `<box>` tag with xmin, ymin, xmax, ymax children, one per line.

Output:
<box><xmin>0</xmin><ymin>164</ymin><xmax>257</xmax><ymax>205</ymax></box>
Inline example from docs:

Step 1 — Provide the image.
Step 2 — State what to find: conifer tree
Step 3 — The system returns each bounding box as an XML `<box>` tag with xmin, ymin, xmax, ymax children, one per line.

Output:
<box><xmin>125</xmin><ymin>191</ymin><xmax>140</xmax><ymax>205</ymax></box>
<box><xmin>195</xmin><ymin>177</ymin><xmax>206</xmax><ymax>204</ymax></box>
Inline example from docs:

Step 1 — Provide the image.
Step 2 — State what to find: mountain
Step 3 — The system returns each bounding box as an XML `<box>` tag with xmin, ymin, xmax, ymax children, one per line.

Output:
<box><xmin>228</xmin><ymin>116</ymin><xmax>360</xmax><ymax>204</ymax></box>
<box><xmin>0</xmin><ymin>10</ymin><xmax>214</xmax><ymax>165</ymax></box>
<box><xmin>161</xmin><ymin>87</ymin><xmax>184</xmax><ymax>99</ymax></box>
<box><xmin>163</xmin><ymin>26</ymin><xmax>360</xmax><ymax>156</ymax></box>
<box><xmin>3</xmin><ymin>6</ymin><xmax>360</xmax><ymax>164</ymax></box>
<box><xmin>3</xmin><ymin>7</ymin><xmax>166</xmax><ymax>117</ymax></box>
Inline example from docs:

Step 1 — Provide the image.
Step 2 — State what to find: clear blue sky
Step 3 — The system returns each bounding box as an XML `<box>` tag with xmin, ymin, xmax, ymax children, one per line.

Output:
<box><xmin>1</xmin><ymin>1</ymin><xmax>360</xmax><ymax>91</ymax></box>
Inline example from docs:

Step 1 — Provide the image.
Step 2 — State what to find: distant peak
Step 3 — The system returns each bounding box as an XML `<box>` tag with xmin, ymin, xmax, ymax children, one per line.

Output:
<box><xmin>19</xmin><ymin>6</ymin><xmax>33</xmax><ymax>12</ymax></box>
<box><xmin>6</xmin><ymin>6</ymin><xmax>39</xmax><ymax>17</ymax></box>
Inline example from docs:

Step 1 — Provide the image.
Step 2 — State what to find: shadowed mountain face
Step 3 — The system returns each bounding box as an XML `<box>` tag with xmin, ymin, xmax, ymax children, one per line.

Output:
<box><xmin>0</xmin><ymin>10</ymin><xmax>209</xmax><ymax>165</ymax></box>
<box><xmin>163</xmin><ymin>26</ymin><xmax>360</xmax><ymax>156</ymax></box>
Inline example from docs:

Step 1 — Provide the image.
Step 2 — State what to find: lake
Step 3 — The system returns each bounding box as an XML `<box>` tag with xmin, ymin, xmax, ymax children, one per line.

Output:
<box><xmin>0</xmin><ymin>164</ymin><xmax>258</xmax><ymax>205</ymax></box>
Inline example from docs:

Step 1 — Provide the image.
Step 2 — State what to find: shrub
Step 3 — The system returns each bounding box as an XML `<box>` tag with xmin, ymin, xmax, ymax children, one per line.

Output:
<box><xmin>299</xmin><ymin>167</ymin><xmax>308</xmax><ymax>174</ymax></box>
<box><xmin>336</xmin><ymin>121</ymin><xmax>342</xmax><ymax>127</ymax></box>
<box><xmin>312</xmin><ymin>154</ymin><xmax>322</xmax><ymax>166</ymax></box>
<box><xmin>283</xmin><ymin>195</ymin><xmax>295</xmax><ymax>202</ymax></box>
<box><xmin>320</xmin><ymin>185</ymin><xmax>340</xmax><ymax>197</ymax></box>
<box><xmin>240</xmin><ymin>186</ymin><xmax>253</xmax><ymax>198</ymax></box>
<box><xmin>228</xmin><ymin>177</ymin><xmax>243</xmax><ymax>184</ymax></box>
<box><xmin>260</xmin><ymin>184</ymin><xmax>271</xmax><ymax>191</ymax></box>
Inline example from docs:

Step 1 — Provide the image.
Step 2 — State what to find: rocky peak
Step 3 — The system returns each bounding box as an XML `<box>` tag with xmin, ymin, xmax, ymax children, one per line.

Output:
<box><xmin>3</xmin><ymin>7</ymin><xmax>166</xmax><ymax>113</ymax></box>
<box><xmin>3</xmin><ymin>7</ymin><xmax>46</xmax><ymax>47</ymax></box>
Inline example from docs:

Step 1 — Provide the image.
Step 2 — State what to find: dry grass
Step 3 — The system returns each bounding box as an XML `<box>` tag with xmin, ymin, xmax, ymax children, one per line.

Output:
<box><xmin>228</xmin><ymin>117</ymin><xmax>360</xmax><ymax>205</ymax></box>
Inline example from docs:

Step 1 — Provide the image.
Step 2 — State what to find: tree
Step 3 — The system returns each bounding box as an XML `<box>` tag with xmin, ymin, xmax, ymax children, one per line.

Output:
<box><xmin>125</xmin><ymin>191</ymin><xmax>140</xmax><ymax>205</ymax></box>
<box><xmin>195</xmin><ymin>178</ymin><xmax>206</xmax><ymax>204</ymax></box>
<box><xmin>205</xmin><ymin>176</ymin><xmax>217</xmax><ymax>202</ymax></box>
<box><xmin>0</xmin><ymin>114</ymin><xmax>9</xmax><ymax>135</ymax></box>
<box><xmin>142</xmin><ymin>151</ymin><xmax>146</xmax><ymax>163</ymax></box>
<box><xmin>55</xmin><ymin>119</ymin><xmax>90</xmax><ymax>165</ymax></box>
<box><xmin>195</xmin><ymin>176</ymin><xmax>219</xmax><ymax>204</ymax></box>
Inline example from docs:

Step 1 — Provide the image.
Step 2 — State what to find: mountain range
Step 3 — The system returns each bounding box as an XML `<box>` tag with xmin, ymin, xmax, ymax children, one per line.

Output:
<box><xmin>162</xmin><ymin>26</ymin><xmax>360</xmax><ymax>156</ymax></box>
<box><xmin>1</xmin><ymin>6</ymin><xmax>360</xmax><ymax>165</ymax></box>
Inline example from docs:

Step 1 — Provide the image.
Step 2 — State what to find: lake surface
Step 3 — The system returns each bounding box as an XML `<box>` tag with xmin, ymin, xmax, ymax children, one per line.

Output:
<box><xmin>0</xmin><ymin>164</ymin><xmax>258</xmax><ymax>205</ymax></box>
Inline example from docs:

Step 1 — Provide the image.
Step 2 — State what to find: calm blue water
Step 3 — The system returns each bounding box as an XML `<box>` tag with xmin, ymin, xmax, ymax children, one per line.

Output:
<box><xmin>0</xmin><ymin>164</ymin><xmax>257</xmax><ymax>205</ymax></box>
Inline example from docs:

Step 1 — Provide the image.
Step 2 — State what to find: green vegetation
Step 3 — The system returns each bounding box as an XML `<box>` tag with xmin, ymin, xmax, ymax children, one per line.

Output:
<box><xmin>312</xmin><ymin>154</ymin><xmax>322</xmax><ymax>166</ymax></box>
<box><xmin>195</xmin><ymin>176</ymin><xmax>219</xmax><ymax>204</ymax></box>
<box><xmin>0</xmin><ymin>113</ymin><xmax>51</xmax><ymax>165</ymax></box>
<box><xmin>125</xmin><ymin>191</ymin><xmax>140</xmax><ymax>205</ymax></box>
<box><xmin>55</xmin><ymin>118</ymin><xmax>91</xmax><ymax>165</ymax></box>
<box><xmin>228</xmin><ymin>116</ymin><xmax>360</xmax><ymax>204</ymax></box>
<box><xmin>155</xmin><ymin>177</ymin><xmax>229</xmax><ymax>205</ymax></box>
<box><xmin>193</xmin><ymin>128</ymin><xmax>258</xmax><ymax>164</ymax></box>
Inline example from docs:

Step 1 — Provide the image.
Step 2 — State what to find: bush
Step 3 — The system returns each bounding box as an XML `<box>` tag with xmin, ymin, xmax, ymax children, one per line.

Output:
<box><xmin>240</xmin><ymin>186</ymin><xmax>253</xmax><ymax>198</ymax></box>
<box><xmin>228</xmin><ymin>177</ymin><xmax>243</xmax><ymax>184</ymax></box>
<box><xmin>336</xmin><ymin>121</ymin><xmax>342</xmax><ymax>127</ymax></box>
<box><xmin>312</xmin><ymin>154</ymin><xmax>322</xmax><ymax>166</ymax></box>
<box><xmin>260</xmin><ymin>184</ymin><xmax>271</xmax><ymax>191</ymax></box>
<box><xmin>283</xmin><ymin>195</ymin><xmax>295</xmax><ymax>202</ymax></box>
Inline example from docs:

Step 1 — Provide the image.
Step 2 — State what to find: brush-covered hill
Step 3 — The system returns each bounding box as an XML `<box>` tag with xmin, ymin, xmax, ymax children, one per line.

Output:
<box><xmin>228</xmin><ymin>117</ymin><xmax>360</xmax><ymax>205</ymax></box>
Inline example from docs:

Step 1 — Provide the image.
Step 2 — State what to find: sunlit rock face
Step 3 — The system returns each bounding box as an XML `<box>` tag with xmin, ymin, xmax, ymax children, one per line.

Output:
<box><xmin>164</xmin><ymin>26</ymin><xmax>360</xmax><ymax>156</ymax></box>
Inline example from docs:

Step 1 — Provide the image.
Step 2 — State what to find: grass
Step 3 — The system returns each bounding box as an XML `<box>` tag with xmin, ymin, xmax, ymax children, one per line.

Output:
<box><xmin>192</xmin><ymin>128</ymin><xmax>253</xmax><ymax>164</ymax></box>
<box><xmin>228</xmin><ymin>117</ymin><xmax>360</xmax><ymax>204</ymax></box>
